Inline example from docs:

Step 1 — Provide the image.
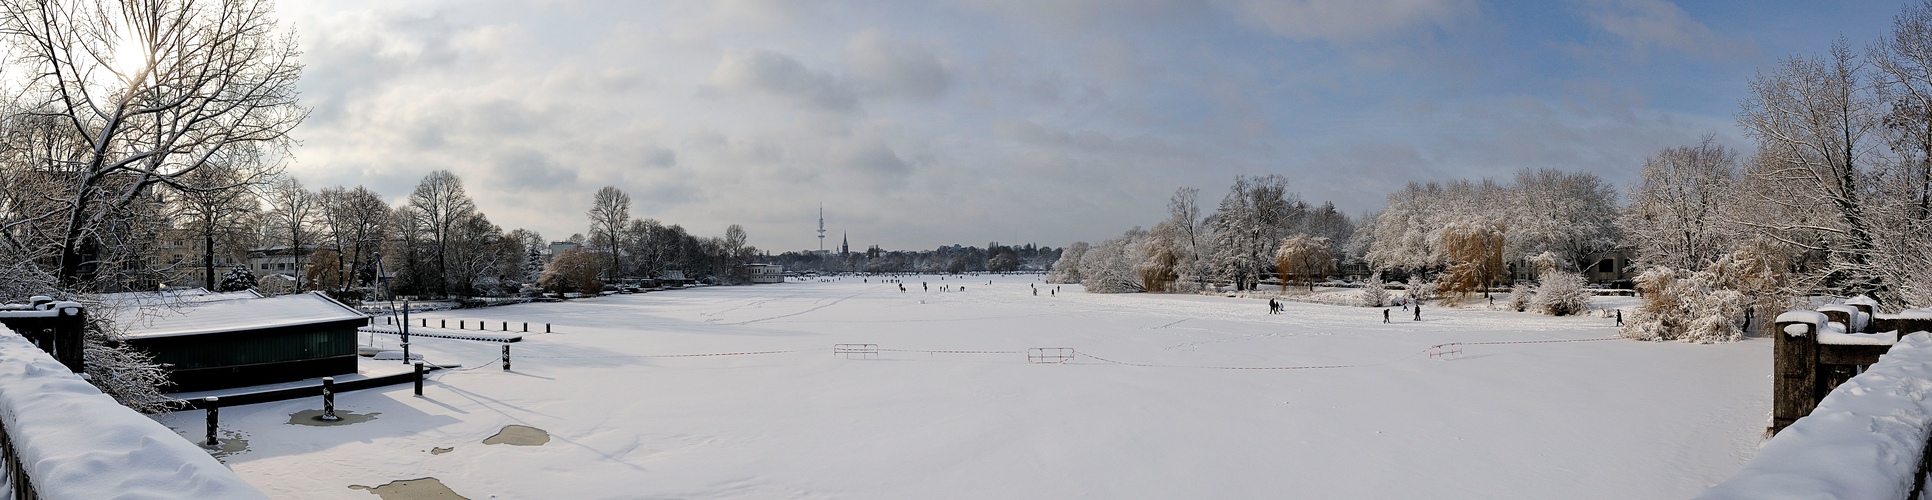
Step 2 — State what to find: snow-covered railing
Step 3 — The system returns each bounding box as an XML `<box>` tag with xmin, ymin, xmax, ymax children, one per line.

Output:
<box><xmin>1701</xmin><ymin>331</ymin><xmax>1932</xmax><ymax>499</ymax></box>
<box><xmin>1771</xmin><ymin>307</ymin><xmax>1906</xmax><ymax>434</ymax></box>
<box><xmin>0</xmin><ymin>326</ymin><xmax>263</xmax><ymax>499</ymax></box>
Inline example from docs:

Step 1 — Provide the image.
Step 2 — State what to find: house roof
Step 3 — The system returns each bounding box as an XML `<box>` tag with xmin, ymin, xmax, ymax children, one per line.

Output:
<box><xmin>110</xmin><ymin>292</ymin><xmax>367</xmax><ymax>339</ymax></box>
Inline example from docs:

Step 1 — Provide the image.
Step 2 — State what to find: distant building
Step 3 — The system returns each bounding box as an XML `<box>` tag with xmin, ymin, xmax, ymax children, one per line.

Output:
<box><xmin>113</xmin><ymin>291</ymin><xmax>368</xmax><ymax>391</ymax></box>
<box><xmin>247</xmin><ymin>245</ymin><xmax>322</xmax><ymax>276</ymax></box>
<box><xmin>546</xmin><ymin>241</ymin><xmax>582</xmax><ymax>263</ymax></box>
<box><xmin>746</xmin><ymin>264</ymin><xmax>784</xmax><ymax>284</ymax></box>
<box><xmin>1582</xmin><ymin>250</ymin><xmax>1636</xmax><ymax>286</ymax></box>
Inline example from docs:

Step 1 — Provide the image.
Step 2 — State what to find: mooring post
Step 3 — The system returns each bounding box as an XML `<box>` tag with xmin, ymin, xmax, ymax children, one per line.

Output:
<box><xmin>522</xmin><ymin>322</ymin><xmax>528</xmax><ymax>332</ymax></box>
<box><xmin>441</xmin><ymin>319</ymin><xmax>446</xmax><ymax>328</ymax></box>
<box><xmin>502</xmin><ymin>345</ymin><xmax>511</xmax><ymax>371</ymax></box>
<box><xmin>460</xmin><ymin>320</ymin><xmax>465</xmax><ymax>330</ymax></box>
<box><xmin>502</xmin><ymin>321</ymin><xmax>507</xmax><ymax>331</ymax></box>
<box><xmin>320</xmin><ymin>377</ymin><xmax>341</xmax><ymax>421</ymax></box>
<box><xmin>204</xmin><ymin>397</ymin><xmax>219</xmax><ymax>446</ymax></box>
<box><xmin>413</xmin><ymin>361</ymin><xmax>424</xmax><ymax>396</ymax></box>
<box><xmin>1772</xmin><ymin>319</ymin><xmax>1820</xmax><ymax>434</ymax></box>
<box><xmin>546</xmin><ymin>323</ymin><xmax>551</xmax><ymax>333</ymax></box>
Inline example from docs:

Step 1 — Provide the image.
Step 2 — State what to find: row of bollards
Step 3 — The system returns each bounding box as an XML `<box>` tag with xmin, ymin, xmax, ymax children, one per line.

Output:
<box><xmin>205</xmin><ymin>362</ymin><xmax>436</xmax><ymax>448</ymax></box>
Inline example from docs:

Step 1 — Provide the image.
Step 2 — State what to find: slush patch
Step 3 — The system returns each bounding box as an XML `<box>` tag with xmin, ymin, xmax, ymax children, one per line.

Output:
<box><xmin>482</xmin><ymin>424</ymin><xmax>550</xmax><ymax>446</ymax></box>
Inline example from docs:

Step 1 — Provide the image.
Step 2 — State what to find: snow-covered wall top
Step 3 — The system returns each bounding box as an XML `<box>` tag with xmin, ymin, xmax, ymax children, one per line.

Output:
<box><xmin>1775</xmin><ymin>310</ymin><xmax>1828</xmax><ymax>326</ymax></box>
<box><xmin>1697</xmin><ymin>332</ymin><xmax>1932</xmax><ymax>500</ymax></box>
<box><xmin>0</xmin><ymin>328</ymin><xmax>264</xmax><ymax>499</ymax></box>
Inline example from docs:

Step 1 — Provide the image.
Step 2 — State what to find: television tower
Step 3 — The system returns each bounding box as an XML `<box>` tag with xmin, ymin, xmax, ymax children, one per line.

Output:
<box><xmin>817</xmin><ymin>205</ymin><xmax>826</xmax><ymax>252</ymax></box>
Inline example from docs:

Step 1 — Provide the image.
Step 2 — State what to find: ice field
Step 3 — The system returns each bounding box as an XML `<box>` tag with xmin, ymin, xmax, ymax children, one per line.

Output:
<box><xmin>157</xmin><ymin>275</ymin><xmax>1770</xmax><ymax>499</ymax></box>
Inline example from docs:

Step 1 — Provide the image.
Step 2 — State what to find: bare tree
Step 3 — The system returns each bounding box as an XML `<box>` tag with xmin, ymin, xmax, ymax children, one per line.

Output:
<box><xmin>169</xmin><ymin>157</ymin><xmax>261</xmax><ymax>290</ymax></box>
<box><xmin>407</xmin><ymin>170</ymin><xmax>477</xmax><ymax>296</ymax></box>
<box><xmin>319</xmin><ymin>186</ymin><xmax>390</xmax><ymax>292</ymax></box>
<box><xmin>262</xmin><ymin>177</ymin><xmax>318</xmax><ymax>292</ymax></box>
<box><xmin>0</xmin><ymin>0</ymin><xmax>305</xmax><ymax>288</ymax></box>
<box><xmin>586</xmin><ymin>186</ymin><xmax>630</xmax><ymax>280</ymax></box>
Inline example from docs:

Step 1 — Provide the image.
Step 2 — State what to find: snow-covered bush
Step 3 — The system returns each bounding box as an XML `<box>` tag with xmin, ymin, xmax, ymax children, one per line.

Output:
<box><xmin>1506</xmin><ymin>284</ymin><xmax>1531</xmax><ymax>312</ymax></box>
<box><xmin>1621</xmin><ymin>266</ymin><xmax>1745</xmax><ymax>343</ymax></box>
<box><xmin>1530</xmin><ymin>272</ymin><xmax>1591</xmax><ymax>316</ymax></box>
<box><xmin>1046</xmin><ymin>242</ymin><xmax>1089</xmax><ymax>284</ymax></box>
<box><xmin>1360</xmin><ymin>273</ymin><xmax>1389</xmax><ymax>307</ymax></box>
<box><xmin>1406</xmin><ymin>276</ymin><xmax>1436</xmax><ymax>304</ymax></box>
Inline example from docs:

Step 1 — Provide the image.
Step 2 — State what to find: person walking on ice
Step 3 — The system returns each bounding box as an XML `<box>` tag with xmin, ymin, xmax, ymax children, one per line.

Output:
<box><xmin>1413</xmin><ymin>303</ymin><xmax>1422</xmax><ymax>321</ymax></box>
<box><xmin>1383</xmin><ymin>308</ymin><xmax>1391</xmax><ymax>323</ymax></box>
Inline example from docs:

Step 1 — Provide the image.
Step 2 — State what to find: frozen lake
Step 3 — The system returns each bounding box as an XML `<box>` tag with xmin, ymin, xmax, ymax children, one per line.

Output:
<box><xmin>159</xmin><ymin>275</ymin><xmax>1768</xmax><ymax>499</ymax></box>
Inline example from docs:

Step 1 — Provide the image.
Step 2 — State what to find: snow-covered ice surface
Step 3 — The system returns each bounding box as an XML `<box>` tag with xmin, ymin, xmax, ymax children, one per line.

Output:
<box><xmin>157</xmin><ymin>275</ymin><xmax>1769</xmax><ymax>499</ymax></box>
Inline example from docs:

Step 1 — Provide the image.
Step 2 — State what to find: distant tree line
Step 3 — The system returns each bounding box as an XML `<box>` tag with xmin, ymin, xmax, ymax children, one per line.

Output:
<box><xmin>766</xmin><ymin>242</ymin><xmax>1060</xmax><ymax>275</ymax></box>
<box><xmin>544</xmin><ymin>185</ymin><xmax>760</xmax><ymax>294</ymax></box>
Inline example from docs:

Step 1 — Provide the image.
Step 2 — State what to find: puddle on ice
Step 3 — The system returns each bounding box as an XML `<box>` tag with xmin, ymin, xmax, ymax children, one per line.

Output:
<box><xmin>347</xmin><ymin>477</ymin><xmax>467</xmax><ymax>499</ymax></box>
<box><xmin>288</xmin><ymin>409</ymin><xmax>380</xmax><ymax>426</ymax></box>
<box><xmin>482</xmin><ymin>424</ymin><xmax>549</xmax><ymax>446</ymax></box>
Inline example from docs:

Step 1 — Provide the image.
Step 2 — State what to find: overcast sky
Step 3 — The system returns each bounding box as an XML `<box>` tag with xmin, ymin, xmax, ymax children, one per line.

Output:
<box><xmin>273</xmin><ymin>0</ymin><xmax>1905</xmax><ymax>252</ymax></box>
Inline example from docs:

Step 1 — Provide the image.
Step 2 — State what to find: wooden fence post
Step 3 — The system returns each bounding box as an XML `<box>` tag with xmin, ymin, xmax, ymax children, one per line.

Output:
<box><xmin>1772</xmin><ymin>319</ymin><xmax>1819</xmax><ymax>434</ymax></box>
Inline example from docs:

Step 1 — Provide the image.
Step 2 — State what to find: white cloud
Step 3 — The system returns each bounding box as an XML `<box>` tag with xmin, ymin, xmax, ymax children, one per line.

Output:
<box><xmin>709</xmin><ymin>49</ymin><xmax>862</xmax><ymax>113</ymax></box>
<box><xmin>1576</xmin><ymin>0</ymin><xmax>1751</xmax><ymax>59</ymax></box>
<box><xmin>844</xmin><ymin>30</ymin><xmax>954</xmax><ymax>101</ymax></box>
<box><xmin>1221</xmin><ymin>0</ymin><xmax>1478</xmax><ymax>43</ymax></box>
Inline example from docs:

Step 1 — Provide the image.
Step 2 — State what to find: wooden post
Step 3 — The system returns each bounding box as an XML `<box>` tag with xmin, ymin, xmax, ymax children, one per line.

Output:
<box><xmin>545</xmin><ymin>323</ymin><xmax>551</xmax><ymax>333</ymax></box>
<box><xmin>320</xmin><ymin>377</ymin><xmax>341</xmax><ymax>421</ymax></box>
<box><xmin>523</xmin><ymin>322</ymin><xmax>528</xmax><ymax>332</ymax></box>
<box><xmin>204</xmin><ymin>397</ymin><xmax>219</xmax><ymax>446</ymax></box>
<box><xmin>460</xmin><ymin>320</ymin><xmax>465</xmax><ymax>330</ymax></box>
<box><xmin>53</xmin><ymin>305</ymin><xmax>85</xmax><ymax>374</ymax></box>
<box><xmin>413</xmin><ymin>362</ymin><xmax>424</xmax><ymax>396</ymax></box>
<box><xmin>502</xmin><ymin>321</ymin><xmax>507</xmax><ymax>331</ymax></box>
<box><xmin>502</xmin><ymin>345</ymin><xmax>511</xmax><ymax>371</ymax></box>
<box><xmin>1772</xmin><ymin>320</ymin><xmax>1819</xmax><ymax>434</ymax></box>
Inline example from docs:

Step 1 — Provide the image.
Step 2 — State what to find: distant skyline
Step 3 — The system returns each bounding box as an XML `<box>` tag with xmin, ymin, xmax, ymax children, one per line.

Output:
<box><xmin>275</xmin><ymin>0</ymin><xmax>1907</xmax><ymax>251</ymax></box>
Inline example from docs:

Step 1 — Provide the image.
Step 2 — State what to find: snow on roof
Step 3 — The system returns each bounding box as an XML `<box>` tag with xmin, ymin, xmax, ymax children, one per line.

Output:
<box><xmin>1846</xmin><ymin>295</ymin><xmax>1880</xmax><ymax>308</ymax></box>
<box><xmin>113</xmin><ymin>292</ymin><xmax>368</xmax><ymax>339</ymax></box>
<box><xmin>90</xmin><ymin>288</ymin><xmax>262</xmax><ymax>310</ymax></box>
<box><xmin>1776</xmin><ymin>310</ymin><xmax>1828</xmax><ymax>325</ymax></box>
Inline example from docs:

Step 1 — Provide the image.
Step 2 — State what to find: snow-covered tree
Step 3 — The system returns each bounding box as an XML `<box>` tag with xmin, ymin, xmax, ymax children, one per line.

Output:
<box><xmin>1080</xmin><ymin>229</ymin><xmax>1148</xmax><ymax>293</ymax></box>
<box><xmin>1046</xmin><ymin>242</ymin><xmax>1089</xmax><ymax>283</ymax></box>
<box><xmin>1406</xmin><ymin>276</ymin><xmax>1437</xmax><ymax>304</ymax></box>
<box><xmin>1361</xmin><ymin>272</ymin><xmax>1389</xmax><ymax>307</ymax></box>
<box><xmin>1621</xmin><ymin>138</ymin><xmax>1739</xmax><ymax>271</ymax></box>
<box><xmin>1505</xmin><ymin>169</ymin><xmax>1621</xmax><ymax>270</ymax></box>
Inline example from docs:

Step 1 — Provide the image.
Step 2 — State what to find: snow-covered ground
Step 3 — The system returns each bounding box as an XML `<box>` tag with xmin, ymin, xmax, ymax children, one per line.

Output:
<box><xmin>157</xmin><ymin>275</ymin><xmax>1767</xmax><ymax>499</ymax></box>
